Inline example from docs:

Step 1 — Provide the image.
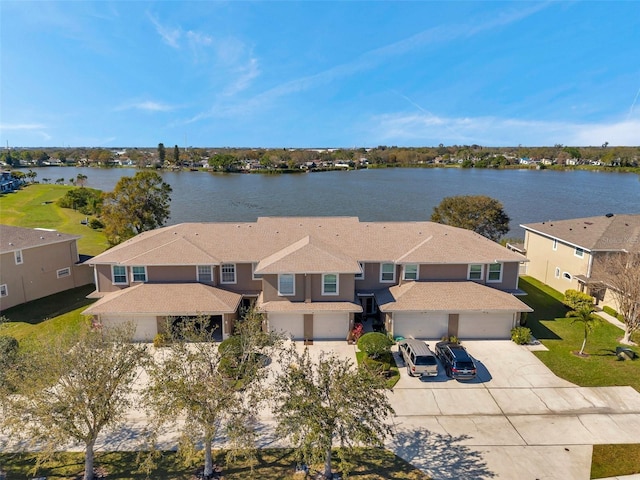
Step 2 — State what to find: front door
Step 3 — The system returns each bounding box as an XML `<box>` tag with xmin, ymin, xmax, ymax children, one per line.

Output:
<box><xmin>360</xmin><ymin>296</ymin><xmax>377</xmax><ymax>316</ymax></box>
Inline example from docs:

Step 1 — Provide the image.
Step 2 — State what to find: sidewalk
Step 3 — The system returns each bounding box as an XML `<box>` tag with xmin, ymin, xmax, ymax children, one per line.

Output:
<box><xmin>595</xmin><ymin>309</ymin><xmax>626</xmax><ymax>330</ymax></box>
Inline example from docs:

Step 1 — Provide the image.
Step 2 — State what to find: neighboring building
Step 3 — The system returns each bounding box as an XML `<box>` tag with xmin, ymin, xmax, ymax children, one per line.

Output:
<box><xmin>0</xmin><ymin>171</ymin><xmax>24</xmax><ymax>193</ymax></box>
<box><xmin>0</xmin><ymin>225</ymin><xmax>95</xmax><ymax>310</ymax></box>
<box><xmin>83</xmin><ymin>217</ymin><xmax>531</xmax><ymax>342</ymax></box>
<box><xmin>521</xmin><ymin>214</ymin><xmax>640</xmax><ymax>307</ymax></box>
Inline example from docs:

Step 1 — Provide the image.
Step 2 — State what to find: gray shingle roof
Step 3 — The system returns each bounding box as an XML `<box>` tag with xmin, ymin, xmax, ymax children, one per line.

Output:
<box><xmin>87</xmin><ymin>217</ymin><xmax>526</xmax><ymax>268</ymax></box>
<box><xmin>521</xmin><ymin>214</ymin><xmax>640</xmax><ymax>252</ymax></box>
<box><xmin>0</xmin><ymin>224</ymin><xmax>80</xmax><ymax>253</ymax></box>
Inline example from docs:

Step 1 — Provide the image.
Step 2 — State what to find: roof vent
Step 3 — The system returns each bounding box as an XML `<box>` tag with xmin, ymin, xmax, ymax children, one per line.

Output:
<box><xmin>605</xmin><ymin>213</ymin><xmax>614</xmax><ymax>218</ymax></box>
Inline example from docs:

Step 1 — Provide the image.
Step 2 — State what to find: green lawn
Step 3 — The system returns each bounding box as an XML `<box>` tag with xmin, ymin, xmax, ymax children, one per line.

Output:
<box><xmin>0</xmin><ymin>184</ymin><xmax>108</xmax><ymax>255</ymax></box>
<box><xmin>591</xmin><ymin>444</ymin><xmax>640</xmax><ymax>479</ymax></box>
<box><xmin>0</xmin><ymin>448</ymin><xmax>430</xmax><ymax>480</ymax></box>
<box><xmin>518</xmin><ymin>276</ymin><xmax>640</xmax><ymax>392</ymax></box>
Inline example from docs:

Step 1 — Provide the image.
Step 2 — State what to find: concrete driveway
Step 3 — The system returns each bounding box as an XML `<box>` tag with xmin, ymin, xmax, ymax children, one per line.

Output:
<box><xmin>387</xmin><ymin>340</ymin><xmax>640</xmax><ymax>480</ymax></box>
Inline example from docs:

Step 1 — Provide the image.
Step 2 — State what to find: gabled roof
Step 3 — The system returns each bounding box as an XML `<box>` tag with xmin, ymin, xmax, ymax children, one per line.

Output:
<box><xmin>376</xmin><ymin>281</ymin><xmax>532</xmax><ymax>313</ymax></box>
<box><xmin>86</xmin><ymin>217</ymin><xmax>526</xmax><ymax>269</ymax></box>
<box><xmin>259</xmin><ymin>299</ymin><xmax>362</xmax><ymax>313</ymax></box>
<box><xmin>521</xmin><ymin>214</ymin><xmax>640</xmax><ymax>252</ymax></box>
<box><xmin>82</xmin><ymin>283</ymin><xmax>241</xmax><ymax>316</ymax></box>
<box><xmin>255</xmin><ymin>235</ymin><xmax>360</xmax><ymax>274</ymax></box>
<box><xmin>0</xmin><ymin>224</ymin><xmax>80</xmax><ymax>254</ymax></box>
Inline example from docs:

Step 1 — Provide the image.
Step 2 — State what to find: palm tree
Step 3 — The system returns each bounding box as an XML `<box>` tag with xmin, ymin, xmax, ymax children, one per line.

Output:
<box><xmin>566</xmin><ymin>306</ymin><xmax>600</xmax><ymax>356</ymax></box>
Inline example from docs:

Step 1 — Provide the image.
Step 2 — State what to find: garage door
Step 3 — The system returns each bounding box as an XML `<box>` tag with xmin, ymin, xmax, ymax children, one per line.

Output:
<box><xmin>393</xmin><ymin>312</ymin><xmax>448</xmax><ymax>340</ymax></box>
<box><xmin>314</xmin><ymin>313</ymin><xmax>349</xmax><ymax>340</ymax></box>
<box><xmin>268</xmin><ymin>313</ymin><xmax>304</xmax><ymax>340</ymax></box>
<box><xmin>101</xmin><ymin>315</ymin><xmax>157</xmax><ymax>342</ymax></box>
<box><xmin>458</xmin><ymin>312</ymin><xmax>515</xmax><ymax>339</ymax></box>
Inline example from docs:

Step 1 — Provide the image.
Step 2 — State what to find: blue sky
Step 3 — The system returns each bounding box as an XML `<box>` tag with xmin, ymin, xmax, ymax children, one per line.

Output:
<box><xmin>1</xmin><ymin>1</ymin><xmax>639</xmax><ymax>148</ymax></box>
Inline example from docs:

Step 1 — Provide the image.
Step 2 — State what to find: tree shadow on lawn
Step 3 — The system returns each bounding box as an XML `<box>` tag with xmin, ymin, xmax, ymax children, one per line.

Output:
<box><xmin>389</xmin><ymin>428</ymin><xmax>496</xmax><ymax>480</ymax></box>
<box><xmin>0</xmin><ymin>284</ymin><xmax>96</xmax><ymax>324</ymax></box>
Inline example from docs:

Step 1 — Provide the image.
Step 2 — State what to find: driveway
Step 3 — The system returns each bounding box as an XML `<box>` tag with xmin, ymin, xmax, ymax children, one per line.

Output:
<box><xmin>388</xmin><ymin>340</ymin><xmax>640</xmax><ymax>480</ymax></box>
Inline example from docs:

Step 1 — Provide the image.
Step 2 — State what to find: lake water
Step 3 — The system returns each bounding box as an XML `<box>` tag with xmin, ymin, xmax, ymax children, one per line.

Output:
<box><xmin>30</xmin><ymin>167</ymin><xmax>640</xmax><ymax>238</ymax></box>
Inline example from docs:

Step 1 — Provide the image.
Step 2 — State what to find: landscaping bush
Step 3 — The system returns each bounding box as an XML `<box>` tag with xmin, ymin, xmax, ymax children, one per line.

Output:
<box><xmin>603</xmin><ymin>305</ymin><xmax>625</xmax><ymax>321</ymax></box>
<box><xmin>88</xmin><ymin>218</ymin><xmax>104</xmax><ymax>229</ymax></box>
<box><xmin>0</xmin><ymin>335</ymin><xmax>19</xmax><ymax>388</ymax></box>
<box><xmin>357</xmin><ymin>332</ymin><xmax>393</xmax><ymax>359</ymax></box>
<box><xmin>361</xmin><ymin>351</ymin><xmax>394</xmax><ymax>377</ymax></box>
<box><xmin>511</xmin><ymin>326</ymin><xmax>532</xmax><ymax>345</ymax></box>
<box><xmin>56</xmin><ymin>187</ymin><xmax>103</xmax><ymax>215</ymax></box>
<box><xmin>153</xmin><ymin>333</ymin><xmax>168</xmax><ymax>348</ymax></box>
<box><xmin>563</xmin><ymin>289</ymin><xmax>594</xmax><ymax>311</ymax></box>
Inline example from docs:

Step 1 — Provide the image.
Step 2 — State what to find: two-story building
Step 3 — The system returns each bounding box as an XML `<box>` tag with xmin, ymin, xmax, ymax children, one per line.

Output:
<box><xmin>82</xmin><ymin>217</ymin><xmax>532</xmax><ymax>342</ymax></box>
<box><xmin>0</xmin><ymin>225</ymin><xmax>95</xmax><ymax>310</ymax></box>
<box><xmin>520</xmin><ymin>214</ymin><xmax>640</xmax><ymax>307</ymax></box>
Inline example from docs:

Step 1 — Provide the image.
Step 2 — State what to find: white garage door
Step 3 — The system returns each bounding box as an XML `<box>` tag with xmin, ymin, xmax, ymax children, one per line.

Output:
<box><xmin>393</xmin><ymin>312</ymin><xmax>449</xmax><ymax>340</ymax></box>
<box><xmin>268</xmin><ymin>313</ymin><xmax>304</xmax><ymax>340</ymax></box>
<box><xmin>101</xmin><ymin>315</ymin><xmax>158</xmax><ymax>342</ymax></box>
<box><xmin>458</xmin><ymin>312</ymin><xmax>515</xmax><ymax>339</ymax></box>
<box><xmin>314</xmin><ymin>313</ymin><xmax>349</xmax><ymax>340</ymax></box>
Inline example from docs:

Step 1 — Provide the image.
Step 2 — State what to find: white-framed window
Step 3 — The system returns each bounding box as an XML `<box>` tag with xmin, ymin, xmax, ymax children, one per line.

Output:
<box><xmin>355</xmin><ymin>262</ymin><xmax>364</xmax><ymax>280</ymax></box>
<box><xmin>487</xmin><ymin>263</ymin><xmax>502</xmax><ymax>283</ymax></box>
<box><xmin>552</xmin><ymin>239</ymin><xmax>558</xmax><ymax>251</ymax></box>
<box><xmin>112</xmin><ymin>265</ymin><xmax>127</xmax><ymax>284</ymax></box>
<box><xmin>56</xmin><ymin>267</ymin><xmax>71</xmax><ymax>279</ymax></box>
<box><xmin>220</xmin><ymin>263</ymin><xmax>236</xmax><ymax>284</ymax></box>
<box><xmin>14</xmin><ymin>250</ymin><xmax>23</xmax><ymax>265</ymax></box>
<box><xmin>380</xmin><ymin>263</ymin><xmax>395</xmax><ymax>283</ymax></box>
<box><xmin>252</xmin><ymin>263</ymin><xmax>263</xmax><ymax>280</ymax></box>
<box><xmin>574</xmin><ymin>247</ymin><xmax>584</xmax><ymax>258</ymax></box>
<box><xmin>0</xmin><ymin>284</ymin><xmax>7</xmax><ymax>297</ymax></box>
<box><xmin>563</xmin><ymin>272</ymin><xmax>572</xmax><ymax>280</ymax></box>
<box><xmin>322</xmin><ymin>273</ymin><xmax>339</xmax><ymax>295</ymax></box>
<box><xmin>132</xmin><ymin>266</ymin><xmax>147</xmax><ymax>283</ymax></box>
<box><xmin>197</xmin><ymin>265</ymin><xmax>213</xmax><ymax>282</ymax></box>
<box><xmin>555</xmin><ymin>267</ymin><xmax>561</xmax><ymax>278</ymax></box>
<box><xmin>403</xmin><ymin>264</ymin><xmax>419</xmax><ymax>281</ymax></box>
<box><xmin>278</xmin><ymin>274</ymin><xmax>295</xmax><ymax>296</ymax></box>
<box><xmin>468</xmin><ymin>264</ymin><xmax>484</xmax><ymax>281</ymax></box>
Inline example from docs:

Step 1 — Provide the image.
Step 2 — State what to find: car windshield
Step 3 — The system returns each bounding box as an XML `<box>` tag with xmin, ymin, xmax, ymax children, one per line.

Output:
<box><xmin>455</xmin><ymin>361</ymin><xmax>475</xmax><ymax>370</ymax></box>
<box><xmin>415</xmin><ymin>356</ymin><xmax>437</xmax><ymax>365</ymax></box>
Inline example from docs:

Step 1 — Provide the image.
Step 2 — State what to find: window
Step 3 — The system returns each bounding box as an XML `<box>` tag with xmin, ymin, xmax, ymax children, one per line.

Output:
<box><xmin>574</xmin><ymin>247</ymin><xmax>584</xmax><ymax>258</ymax></box>
<box><xmin>220</xmin><ymin>263</ymin><xmax>236</xmax><ymax>284</ymax></box>
<box><xmin>355</xmin><ymin>262</ymin><xmax>364</xmax><ymax>280</ymax></box>
<box><xmin>322</xmin><ymin>274</ymin><xmax>339</xmax><ymax>295</ymax></box>
<box><xmin>197</xmin><ymin>265</ymin><xmax>213</xmax><ymax>282</ymax></box>
<box><xmin>380</xmin><ymin>263</ymin><xmax>395</xmax><ymax>283</ymax></box>
<box><xmin>552</xmin><ymin>239</ymin><xmax>558</xmax><ymax>251</ymax></box>
<box><xmin>112</xmin><ymin>265</ymin><xmax>127</xmax><ymax>284</ymax></box>
<box><xmin>555</xmin><ymin>267</ymin><xmax>561</xmax><ymax>278</ymax></box>
<box><xmin>14</xmin><ymin>250</ymin><xmax>23</xmax><ymax>265</ymax></box>
<box><xmin>0</xmin><ymin>284</ymin><xmax>7</xmax><ymax>297</ymax></box>
<box><xmin>132</xmin><ymin>266</ymin><xmax>147</xmax><ymax>282</ymax></box>
<box><xmin>563</xmin><ymin>272</ymin><xmax>572</xmax><ymax>280</ymax></box>
<box><xmin>56</xmin><ymin>267</ymin><xmax>71</xmax><ymax>279</ymax></box>
<box><xmin>278</xmin><ymin>274</ymin><xmax>295</xmax><ymax>296</ymax></box>
<box><xmin>252</xmin><ymin>263</ymin><xmax>263</xmax><ymax>280</ymax></box>
<box><xmin>487</xmin><ymin>263</ymin><xmax>502</xmax><ymax>282</ymax></box>
<box><xmin>468</xmin><ymin>264</ymin><xmax>483</xmax><ymax>281</ymax></box>
<box><xmin>403</xmin><ymin>264</ymin><xmax>419</xmax><ymax>281</ymax></box>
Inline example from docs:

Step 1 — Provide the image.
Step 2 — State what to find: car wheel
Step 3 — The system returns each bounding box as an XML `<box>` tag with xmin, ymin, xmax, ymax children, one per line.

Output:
<box><xmin>445</xmin><ymin>367</ymin><xmax>452</xmax><ymax>378</ymax></box>
<box><xmin>407</xmin><ymin>366</ymin><xmax>413</xmax><ymax>377</ymax></box>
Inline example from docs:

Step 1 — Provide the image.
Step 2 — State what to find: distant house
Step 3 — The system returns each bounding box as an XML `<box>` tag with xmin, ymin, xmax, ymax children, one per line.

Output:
<box><xmin>82</xmin><ymin>217</ymin><xmax>531</xmax><ymax>342</ymax></box>
<box><xmin>520</xmin><ymin>214</ymin><xmax>640</xmax><ymax>309</ymax></box>
<box><xmin>0</xmin><ymin>225</ymin><xmax>95</xmax><ymax>310</ymax></box>
<box><xmin>0</xmin><ymin>171</ymin><xmax>24</xmax><ymax>193</ymax></box>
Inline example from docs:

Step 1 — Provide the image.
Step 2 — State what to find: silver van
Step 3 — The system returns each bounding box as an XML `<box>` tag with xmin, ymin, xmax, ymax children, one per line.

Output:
<box><xmin>398</xmin><ymin>339</ymin><xmax>438</xmax><ymax>377</ymax></box>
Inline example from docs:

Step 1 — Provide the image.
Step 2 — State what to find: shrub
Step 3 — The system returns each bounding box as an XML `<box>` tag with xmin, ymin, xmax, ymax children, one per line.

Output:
<box><xmin>153</xmin><ymin>333</ymin><xmax>168</xmax><ymax>348</ymax></box>
<box><xmin>357</xmin><ymin>332</ymin><xmax>393</xmax><ymax>359</ymax></box>
<box><xmin>603</xmin><ymin>306</ymin><xmax>625</xmax><ymax>321</ymax></box>
<box><xmin>88</xmin><ymin>218</ymin><xmax>104</xmax><ymax>229</ymax></box>
<box><xmin>362</xmin><ymin>352</ymin><xmax>393</xmax><ymax>376</ymax></box>
<box><xmin>440</xmin><ymin>335</ymin><xmax>459</xmax><ymax>344</ymax></box>
<box><xmin>563</xmin><ymin>289</ymin><xmax>594</xmax><ymax>311</ymax></box>
<box><xmin>0</xmin><ymin>335</ymin><xmax>19</xmax><ymax>388</ymax></box>
<box><xmin>511</xmin><ymin>326</ymin><xmax>532</xmax><ymax>345</ymax></box>
<box><xmin>56</xmin><ymin>187</ymin><xmax>103</xmax><ymax>215</ymax></box>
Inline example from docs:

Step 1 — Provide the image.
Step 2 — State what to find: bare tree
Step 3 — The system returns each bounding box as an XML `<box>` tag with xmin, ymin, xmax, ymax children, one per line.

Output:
<box><xmin>594</xmin><ymin>252</ymin><xmax>640</xmax><ymax>344</ymax></box>
<box><xmin>0</xmin><ymin>323</ymin><xmax>148</xmax><ymax>480</ymax></box>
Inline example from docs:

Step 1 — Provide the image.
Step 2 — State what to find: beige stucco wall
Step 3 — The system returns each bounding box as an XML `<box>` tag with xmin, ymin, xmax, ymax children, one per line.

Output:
<box><xmin>0</xmin><ymin>241</ymin><xmax>94</xmax><ymax>311</ymax></box>
<box><xmin>524</xmin><ymin>231</ymin><xmax>590</xmax><ymax>294</ymax></box>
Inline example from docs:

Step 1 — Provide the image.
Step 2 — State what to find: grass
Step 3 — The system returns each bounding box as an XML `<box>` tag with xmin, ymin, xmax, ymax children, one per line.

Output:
<box><xmin>0</xmin><ymin>448</ymin><xmax>430</xmax><ymax>479</ymax></box>
<box><xmin>355</xmin><ymin>350</ymin><xmax>401</xmax><ymax>389</ymax></box>
<box><xmin>518</xmin><ymin>276</ymin><xmax>640</xmax><ymax>392</ymax></box>
<box><xmin>0</xmin><ymin>184</ymin><xmax>108</xmax><ymax>256</ymax></box>
<box><xmin>591</xmin><ymin>444</ymin><xmax>640</xmax><ymax>478</ymax></box>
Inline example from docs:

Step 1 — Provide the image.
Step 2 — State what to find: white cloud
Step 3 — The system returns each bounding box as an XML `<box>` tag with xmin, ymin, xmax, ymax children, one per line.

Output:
<box><xmin>0</xmin><ymin>123</ymin><xmax>47</xmax><ymax>130</ymax></box>
<box><xmin>115</xmin><ymin>101</ymin><xmax>176</xmax><ymax>112</ymax></box>
<box><xmin>368</xmin><ymin>113</ymin><xmax>640</xmax><ymax>146</ymax></box>
<box><xmin>223</xmin><ymin>57</ymin><xmax>260</xmax><ymax>97</ymax></box>
<box><xmin>147</xmin><ymin>12</ymin><xmax>181</xmax><ymax>48</ymax></box>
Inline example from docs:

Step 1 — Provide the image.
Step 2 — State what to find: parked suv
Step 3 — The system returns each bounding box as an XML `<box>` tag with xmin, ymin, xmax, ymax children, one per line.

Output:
<box><xmin>435</xmin><ymin>341</ymin><xmax>477</xmax><ymax>380</ymax></box>
<box><xmin>398</xmin><ymin>339</ymin><xmax>438</xmax><ymax>377</ymax></box>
